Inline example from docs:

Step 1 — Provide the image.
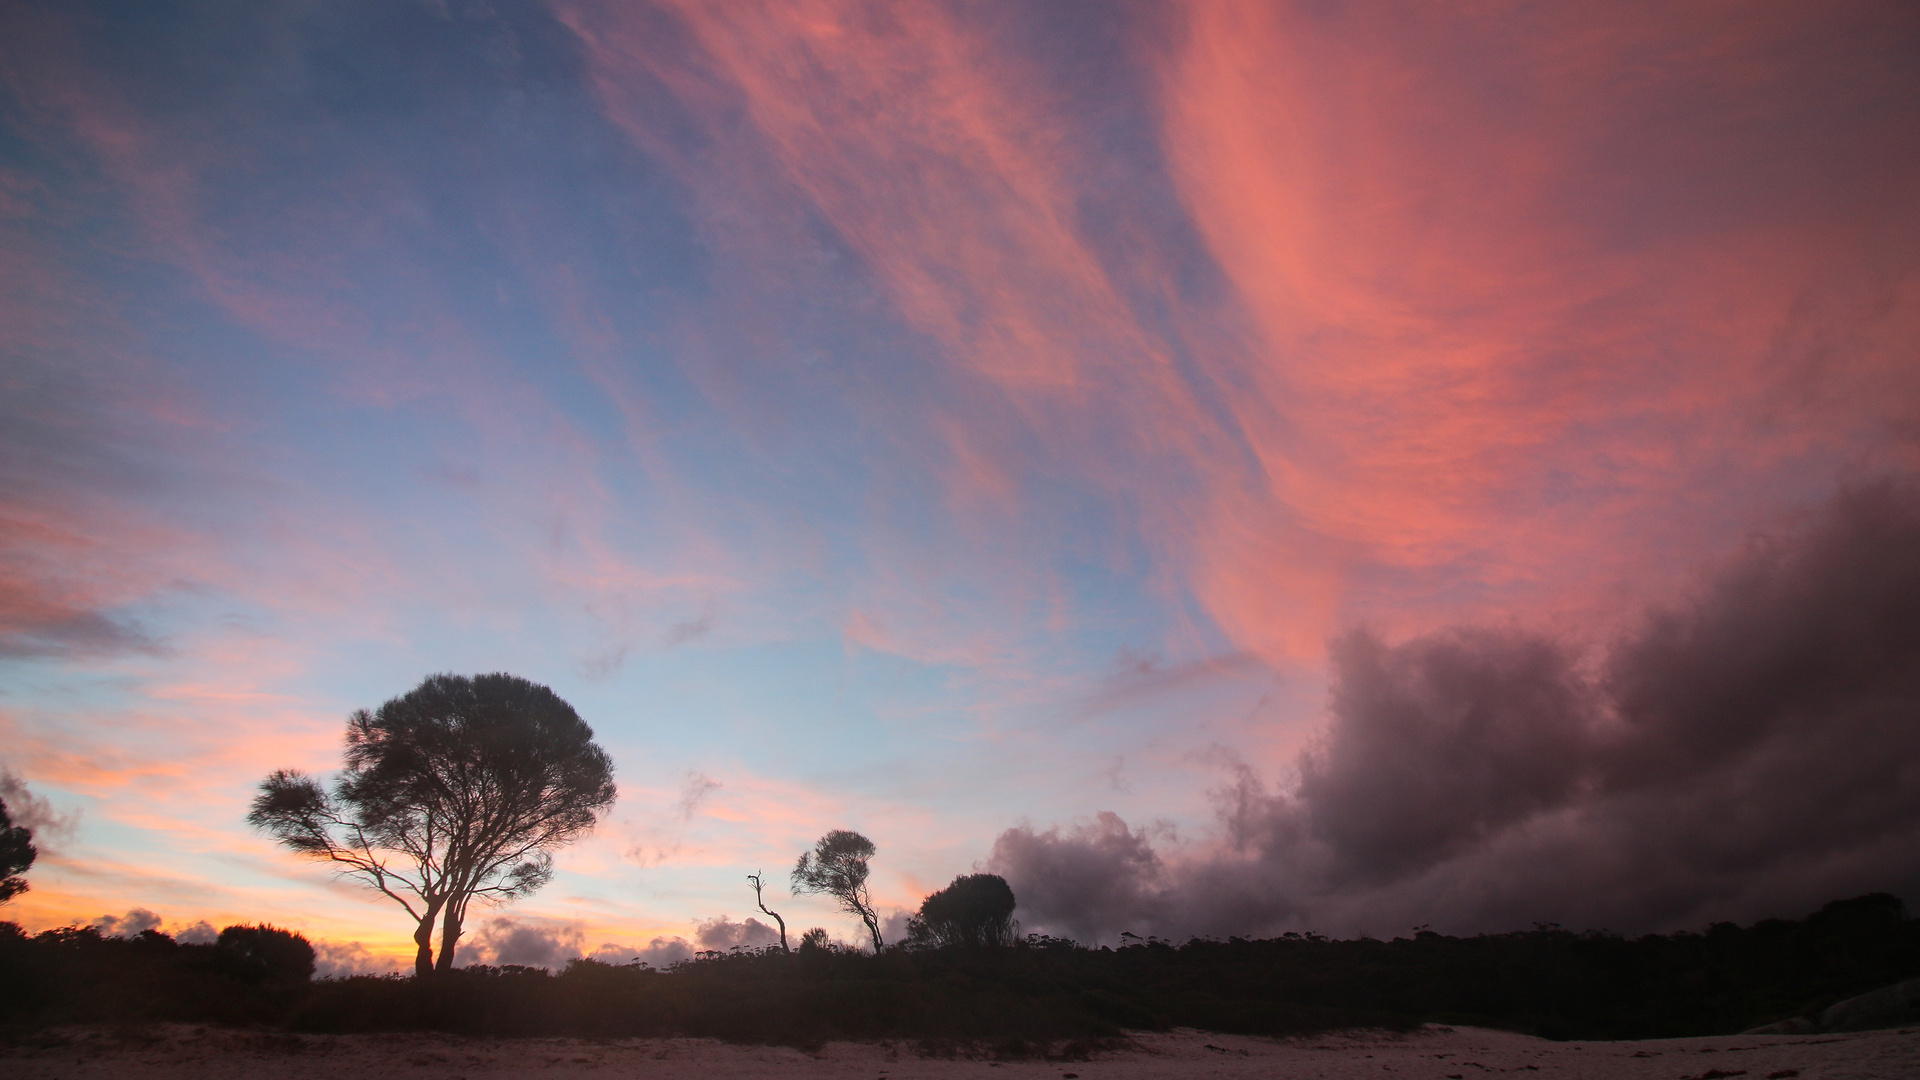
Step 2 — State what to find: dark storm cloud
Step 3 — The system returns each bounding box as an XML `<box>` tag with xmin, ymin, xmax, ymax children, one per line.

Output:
<box><xmin>993</xmin><ymin>477</ymin><xmax>1920</xmax><ymax>940</ymax></box>
<box><xmin>1603</xmin><ymin>480</ymin><xmax>1920</xmax><ymax>788</ymax></box>
<box><xmin>1299</xmin><ymin>629</ymin><xmax>1597</xmax><ymax>885</ymax></box>
<box><xmin>989</xmin><ymin>811</ymin><xmax>1172</xmax><ymax>943</ymax></box>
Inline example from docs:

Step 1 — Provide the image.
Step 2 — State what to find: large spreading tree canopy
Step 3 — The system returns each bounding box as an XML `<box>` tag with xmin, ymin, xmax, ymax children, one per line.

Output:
<box><xmin>249</xmin><ymin>672</ymin><xmax>616</xmax><ymax>976</ymax></box>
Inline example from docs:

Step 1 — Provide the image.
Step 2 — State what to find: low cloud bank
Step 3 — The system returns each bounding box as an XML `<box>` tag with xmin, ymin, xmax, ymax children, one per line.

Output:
<box><xmin>458</xmin><ymin>917</ymin><xmax>588</xmax><ymax>969</ymax></box>
<box><xmin>81</xmin><ymin>910</ymin><xmax>244</xmax><ymax>949</ymax></box>
<box><xmin>693</xmin><ymin>913</ymin><xmax>780</xmax><ymax>951</ymax></box>
<box><xmin>994</xmin><ymin>477</ymin><xmax>1920</xmax><ymax>940</ymax></box>
<box><xmin>88</xmin><ymin>908</ymin><xmax>163</xmax><ymax>937</ymax></box>
<box><xmin>312</xmin><ymin>939</ymin><xmax>395</xmax><ymax>977</ymax></box>
<box><xmin>590</xmin><ymin>936</ymin><xmax>695</xmax><ymax>967</ymax></box>
<box><xmin>173</xmin><ymin>919</ymin><xmax>217</xmax><ymax>944</ymax></box>
<box><xmin>455</xmin><ymin>913</ymin><xmax>783</xmax><ymax>971</ymax></box>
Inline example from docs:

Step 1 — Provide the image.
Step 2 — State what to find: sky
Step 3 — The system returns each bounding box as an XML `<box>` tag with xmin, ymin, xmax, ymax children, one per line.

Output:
<box><xmin>2</xmin><ymin>0</ymin><xmax>1918</xmax><ymax>971</ymax></box>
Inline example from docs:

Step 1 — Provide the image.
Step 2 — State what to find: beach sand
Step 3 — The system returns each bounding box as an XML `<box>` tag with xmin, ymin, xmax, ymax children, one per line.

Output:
<box><xmin>3</xmin><ymin>1023</ymin><xmax>1914</xmax><ymax>1080</ymax></box>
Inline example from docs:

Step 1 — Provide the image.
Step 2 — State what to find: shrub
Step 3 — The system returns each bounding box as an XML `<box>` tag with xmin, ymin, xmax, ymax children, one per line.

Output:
<box><xmin>218</xmin><ymin>924</ymin><xmax>316</xmax><ymax>983</ymax></box>
<box><xmin>906</xmin><ymin>874</ymin><xmax>1018</xmax><ymax>950</ymax></box>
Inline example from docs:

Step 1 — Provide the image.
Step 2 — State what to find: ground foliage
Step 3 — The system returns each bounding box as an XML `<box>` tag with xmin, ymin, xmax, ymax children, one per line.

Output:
<box><xmin>1</xmin><ymin>894</ymin><xmax>1914</xmax><ymax>1044</ymax></box>
<box><xmin>0</xmin><ymin>922</ymin><xmax>314</xmax><ymax>1028</ymax></box>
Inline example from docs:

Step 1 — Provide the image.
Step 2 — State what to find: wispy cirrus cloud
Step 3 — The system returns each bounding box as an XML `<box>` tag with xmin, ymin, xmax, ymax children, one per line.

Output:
<box><xmin>557</xmin><ymin>0</ymin><xmax>1920</xmax><ymax>678</ymax></box>
<box><xmin>1155</xmin><ymin>0</ymin><xmax>1920</xmax><ymax>657</ymax></box>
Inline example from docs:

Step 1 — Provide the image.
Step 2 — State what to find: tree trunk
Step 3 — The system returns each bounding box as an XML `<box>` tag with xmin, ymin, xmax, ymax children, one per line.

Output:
<box><xmin>412</xmin><ymin>904</ymin><xmax>442</xmax><ymax>978</ymax></box>
<box><xmin>435</xmin><ymin>898</ymin><xmax>466</xmax><ymax>972</ymax></box>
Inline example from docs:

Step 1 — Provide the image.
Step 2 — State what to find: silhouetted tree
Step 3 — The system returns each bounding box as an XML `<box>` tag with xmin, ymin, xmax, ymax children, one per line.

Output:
<box><xmin>217</xmin><ymin>923</ymin><xmax>316</xmax><ymax>982</ymax></box>
<box><xmin>249</xmin><ymin>672</ymin><xmax>616</xmax><ymax>977</ymax></box>
<box><xmin>905</xmin><ymin>873</ymin><xmax>1018</xmax><ymax>949</ymax></box>
<box><xmin>0</xmin><ymin>796</ymin><xmax>34</xmax><ymax>903</ymax></box>
<box><xmin>798</xmin><ymin>926</ymin><xmax>831</xmax><ymax>953</ymax></box>
<box><xmin>792</xmin><ymin>829</ymin><xmax>883</xmax><ymax>951</ymax></box>
<box><xmin>747</xmin><ymin>871</ymin><xmax>790</xmax><ymax>953</ymax></box>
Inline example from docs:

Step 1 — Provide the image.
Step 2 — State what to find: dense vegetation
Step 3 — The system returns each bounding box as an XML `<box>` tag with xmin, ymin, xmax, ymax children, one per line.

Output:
<box><xmin>2</xmin><ymin>893</ymin><xmax>1914</xmax><ymax>1045</ymax></box>
<box><xmin>0</xmin><ymin>923</ymin><xmax>316</xmax><ymax>1029</ymax></box>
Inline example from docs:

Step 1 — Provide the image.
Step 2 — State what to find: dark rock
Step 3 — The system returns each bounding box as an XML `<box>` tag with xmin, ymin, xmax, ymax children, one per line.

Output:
<box><xmin>1819</xmin><ymin>978</ymin><xmax>1920</xmax><ymax>1032</ymax></box>
<box><xmin>1743</xmin><ymin>978</ymin><xmax>1920</xmax><ymax>1034</ymax></box>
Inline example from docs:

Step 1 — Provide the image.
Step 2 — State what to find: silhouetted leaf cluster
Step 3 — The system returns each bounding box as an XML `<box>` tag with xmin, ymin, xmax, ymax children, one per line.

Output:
<box><xmin>0</xmin><ymin>797</ymin><xmax>34</xmax><ymax>904</ymax></box>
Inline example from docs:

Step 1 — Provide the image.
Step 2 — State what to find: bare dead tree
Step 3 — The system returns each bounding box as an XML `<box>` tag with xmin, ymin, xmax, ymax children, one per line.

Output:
<box><xmin>249</xmin><ymin>673</ymin><xmax>615</xmax><ymax>976</ymax></box>
<box><xmin>747</xmin><ymin>870</ymin><xmax>790</xmax><ymax>953</ymax></box>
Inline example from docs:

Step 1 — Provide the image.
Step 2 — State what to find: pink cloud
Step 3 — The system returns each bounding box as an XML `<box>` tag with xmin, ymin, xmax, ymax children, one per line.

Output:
<box><xmin>1155</xmin><ymin>0</ymin><xmax>1920</xmax><ymax>658</ymax></box>
<box><xmin>552</xmin><ymin>0</ymin><xmax>1916</xmax><ymax>689</ymax></box>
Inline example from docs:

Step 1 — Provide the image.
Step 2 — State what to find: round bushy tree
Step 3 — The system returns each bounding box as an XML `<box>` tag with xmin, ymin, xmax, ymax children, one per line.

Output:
<box><xmin>906</xmin><ymin>873</ymin><xmax>1018</xmax><ymax>949</ymax></box>
<box><xmin>250</xmin><ymin>673</ymin><xmax>616</xmax><ymax>976</ymax></box>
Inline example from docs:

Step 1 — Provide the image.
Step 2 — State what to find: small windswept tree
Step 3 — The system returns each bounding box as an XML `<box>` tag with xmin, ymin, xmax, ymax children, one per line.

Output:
<box><xmin>249</xmin><ymin>673</ymin><xmax>615</xmax><ymax>977</ymax></box>
<box><xmin>747</xmin><ymin>871</ymin><xmax>790</xmax><ymax>953</ymax></box>
<box><xmin>0</xmin><ymin>795</ymin><xmax>35</xmax><ymax>903</ymax></box>
<box><xmin>792</xmin><ymin>829</ymin><xmax>883</xmax><ymax>951</ymax></box>
<box><xmin>905</xmin><ymin>873</ymin><xmax>1018</xmax><ymax>949</ymax></box>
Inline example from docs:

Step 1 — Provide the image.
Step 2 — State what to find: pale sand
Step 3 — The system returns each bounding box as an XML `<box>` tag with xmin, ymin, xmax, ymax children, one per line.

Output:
<box><xmin>3</xmin><ymin>1024</ymin><xmax>1915</xmax><ymax>1080</ymax></box>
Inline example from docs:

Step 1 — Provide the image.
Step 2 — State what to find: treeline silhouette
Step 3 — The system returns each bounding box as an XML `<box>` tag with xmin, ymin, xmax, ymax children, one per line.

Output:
<box><xmin>3</xmin><ymin>893</ymin><xmax>1914</xmax><ymax>1045</ymax></box>
<box><xmin>0</xmin><ymin>922</ymin><xmax>315</xmax><ymax>1028</ymax></box>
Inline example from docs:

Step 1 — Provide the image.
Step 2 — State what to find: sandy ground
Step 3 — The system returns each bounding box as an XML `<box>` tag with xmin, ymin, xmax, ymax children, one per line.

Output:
<box><xmin>3</xmin><ymin>1024</ymin><xmax>1916</xmax><ymax>1080</ymax></box>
